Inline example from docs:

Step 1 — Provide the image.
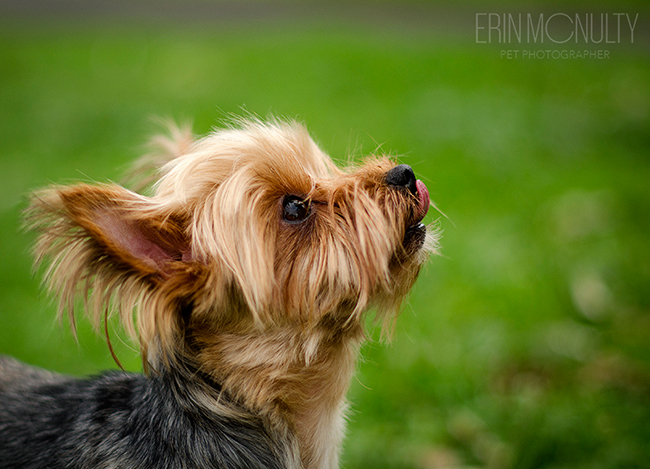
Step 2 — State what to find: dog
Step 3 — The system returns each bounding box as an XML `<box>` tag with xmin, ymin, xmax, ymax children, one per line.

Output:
<box><xmin>0</xmin><ymin>118</ymin><xmax>436</xmax><ymax>469</ymax></box>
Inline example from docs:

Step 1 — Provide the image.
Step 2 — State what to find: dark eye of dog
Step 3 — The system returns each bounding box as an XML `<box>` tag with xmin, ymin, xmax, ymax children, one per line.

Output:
<box><xmin>283</xmin><ymin>196</ymin><xmax>310</xmax><ymax>223</ymax></box>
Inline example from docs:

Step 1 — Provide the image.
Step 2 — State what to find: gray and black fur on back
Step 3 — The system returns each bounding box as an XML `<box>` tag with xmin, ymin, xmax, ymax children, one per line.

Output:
<box><xmin>0</xmin><ymin>356</ymin><xmax>292</xmax><ymax>469</ymax></box>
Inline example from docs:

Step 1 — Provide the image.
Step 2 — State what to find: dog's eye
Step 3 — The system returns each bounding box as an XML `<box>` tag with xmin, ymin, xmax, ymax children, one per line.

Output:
<box><xmin>282</xmin><ymin>196</ymin><xmax>310</xmax><ymax>223</ymax></box>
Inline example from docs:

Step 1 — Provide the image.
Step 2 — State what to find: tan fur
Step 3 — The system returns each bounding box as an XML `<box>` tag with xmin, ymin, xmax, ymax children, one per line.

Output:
<box><xmin>26</xmin><ymin>118</ymin><xmax>438</xmax><ymax>469</ymax></box>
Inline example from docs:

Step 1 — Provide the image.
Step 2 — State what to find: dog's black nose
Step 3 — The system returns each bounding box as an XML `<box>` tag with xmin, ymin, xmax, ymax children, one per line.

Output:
<box><xmin>385</xmin><ymin>164</ymin><xmax>417</xmax><ymax>195</ymax></box>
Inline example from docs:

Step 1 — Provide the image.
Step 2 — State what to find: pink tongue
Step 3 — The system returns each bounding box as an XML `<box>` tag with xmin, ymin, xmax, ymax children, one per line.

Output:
<box><xmin>415</xmin><ymin>180</ymin><xmax>430</xmax><ymax>219</ymax></box>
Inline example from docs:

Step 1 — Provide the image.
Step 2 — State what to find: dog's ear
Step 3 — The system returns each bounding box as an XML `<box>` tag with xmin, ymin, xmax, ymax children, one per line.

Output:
<box><xmin>26</xmin><ymin>183</ymin><xmax>200</xmax><ymax>368</ymax></box>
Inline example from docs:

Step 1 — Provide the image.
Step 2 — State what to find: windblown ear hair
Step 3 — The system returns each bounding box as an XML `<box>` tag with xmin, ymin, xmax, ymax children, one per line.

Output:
<box><xmin>26</xmin><ymin>183</ymin><xmax>202</xmax><ymax>369</ymax></box>
<box><xmin>125</xmin><ymin>119</ymin><xmax>194</xmax><ymax>193</ymax></box>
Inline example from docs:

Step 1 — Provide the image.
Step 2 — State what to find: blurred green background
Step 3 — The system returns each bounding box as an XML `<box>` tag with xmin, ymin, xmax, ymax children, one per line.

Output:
<box><xmin>1</xmin><ymin>2</ymin><xmax>649</xmax><ymax>468</ymax></box>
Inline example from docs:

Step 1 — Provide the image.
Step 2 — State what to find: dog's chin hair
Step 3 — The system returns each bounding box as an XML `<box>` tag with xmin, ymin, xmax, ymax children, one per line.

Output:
<box><xmin>20</xmin><ymin>118</ymin><xmax>438</xmax><ymax>469</ymax></box>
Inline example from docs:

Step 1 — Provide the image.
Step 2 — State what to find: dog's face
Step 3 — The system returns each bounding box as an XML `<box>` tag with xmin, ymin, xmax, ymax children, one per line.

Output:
<box><xmin>29</xmin><ymin>120</ymin><xmax>436</xmax><ymax>367</ymax></box>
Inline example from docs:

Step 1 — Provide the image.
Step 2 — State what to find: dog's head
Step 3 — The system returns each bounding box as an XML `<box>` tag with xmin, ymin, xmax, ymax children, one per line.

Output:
<box><xmin>29</xmin><ymin>119</ymin><xmax>437</xmax><ymax>368</ymax></box>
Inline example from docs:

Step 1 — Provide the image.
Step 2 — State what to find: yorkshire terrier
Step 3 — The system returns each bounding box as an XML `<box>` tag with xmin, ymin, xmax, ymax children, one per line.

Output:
<box><xmin>0</xmin><ymin>118</ymin><xmax>436</xmax><ymax>468</ymax></box>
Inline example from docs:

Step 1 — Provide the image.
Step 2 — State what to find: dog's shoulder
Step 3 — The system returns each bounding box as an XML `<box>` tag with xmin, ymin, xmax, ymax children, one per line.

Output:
<box><xmin>0</xmin><ymin>360</ymin><xmax>290</xmax><ymax>468</ymax></box>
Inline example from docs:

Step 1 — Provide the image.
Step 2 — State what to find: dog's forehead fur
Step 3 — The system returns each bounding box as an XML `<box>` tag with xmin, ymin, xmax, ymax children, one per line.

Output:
<box><xmin>154</xmin><ymin>121</ymin><xmax>341</xmax><ymax>205</ymax></box>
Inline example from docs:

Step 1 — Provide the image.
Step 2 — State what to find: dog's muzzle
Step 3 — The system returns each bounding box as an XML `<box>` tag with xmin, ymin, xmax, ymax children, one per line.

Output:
<box><xmin>385</xmin><ymin>164</ymin><xmax>430</xmax><ymax>249</ymax></box>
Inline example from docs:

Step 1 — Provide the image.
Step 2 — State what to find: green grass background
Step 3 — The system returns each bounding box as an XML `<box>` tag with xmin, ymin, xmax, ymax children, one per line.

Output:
<box><xmin>1</xmin><ymin>5</ymin><xmax>649</xmax><ymax>469</ymax></box>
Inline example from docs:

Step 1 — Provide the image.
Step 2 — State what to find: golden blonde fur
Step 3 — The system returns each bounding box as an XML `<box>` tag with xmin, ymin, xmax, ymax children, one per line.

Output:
<box><xmin>26</xmin><ymin>118</ymin><xmax>437</xmax><ymax>469</ymax></box>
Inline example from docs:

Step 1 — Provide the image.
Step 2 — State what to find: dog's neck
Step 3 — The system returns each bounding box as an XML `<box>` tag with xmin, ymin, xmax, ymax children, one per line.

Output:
<box><xmin>189</xmin><ymin>324</ymin><xmax>364</xmax><ymax>469</ymax></box>
<box><xmin>289</xmin><ymin>336</ymin><xmax>361</xmax><ymax>469</ymax></box>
